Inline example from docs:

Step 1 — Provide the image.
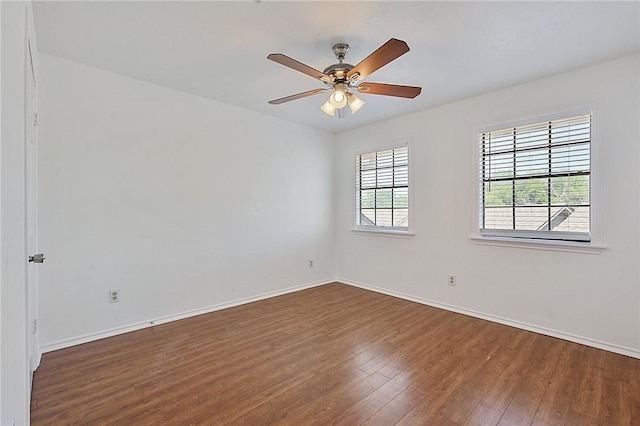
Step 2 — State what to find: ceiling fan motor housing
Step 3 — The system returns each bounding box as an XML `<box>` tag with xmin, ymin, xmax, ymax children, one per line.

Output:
<box><xmin>323</xmin><ymin>63</ymin><xmax>354</xmax><ymax>84</ymax></box>
<box><xmin>323</xmin><ymin>43</ymin><xmax>356</xmax><ymax>86</ymax></box>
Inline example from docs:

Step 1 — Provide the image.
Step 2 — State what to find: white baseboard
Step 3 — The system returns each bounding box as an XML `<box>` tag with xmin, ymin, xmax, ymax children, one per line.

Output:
<box><xmin>338</xmin><ymin>278</ymin><xmax>640</xmax><ymax>359</ymax></box>
<box><xmin>40</xmin><ymin>278</ymin><xmax>335</xmax><ymax>354</ymax></box>
<box><xmin>41</xmin><ymin>277</ymin><xmax>640</xmax><ymax>360</ymax></box>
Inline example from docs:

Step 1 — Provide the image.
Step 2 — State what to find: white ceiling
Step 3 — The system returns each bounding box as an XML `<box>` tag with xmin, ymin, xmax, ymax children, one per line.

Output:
<box><xmin>33</xmin><ymin>1</ymin><xmax>640</xmax><ymax>134</ymax></box>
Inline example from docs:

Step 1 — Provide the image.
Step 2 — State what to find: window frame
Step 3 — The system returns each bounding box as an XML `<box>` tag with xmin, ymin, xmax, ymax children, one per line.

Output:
<box><xmin>472</xmin><ymin>108</ymin><xmax>605</xmax><ymax>253</ymax></box>
<box><xmin>353</xmin><ymin>143</ymin><xmax>413</xmax><ymax>236</ymax></box>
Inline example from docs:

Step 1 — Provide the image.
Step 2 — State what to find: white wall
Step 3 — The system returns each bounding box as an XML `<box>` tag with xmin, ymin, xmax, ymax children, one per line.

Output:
<box><xmin>335</xmin><ymin>54</ymin><xmax>640</xmax><ymax>356</ymax></box>
<box><xmin>38</xmin><ymin>55</ymin><xmax>335</xmax><ymax>350</ymax></box>
<box><xmin>1</xmin><ymin>1</ymin><xmax>34</xmax><ymax>424</ymax></box>
<box><xmin>37</xmin><ymin>51</ymin><xmax>640</xmax><ymax>359</ymax></box>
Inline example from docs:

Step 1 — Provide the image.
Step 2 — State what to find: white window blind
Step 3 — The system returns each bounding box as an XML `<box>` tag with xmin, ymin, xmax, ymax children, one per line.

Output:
<box><xmin>479</xmin><ymin>114</ymin><xmax>591</xmax><ymax>242</ymax></box>
<box><xmin>356</xmin><ymin>146</ymin><xmax>408</xmax><ymax>230</ymax></box>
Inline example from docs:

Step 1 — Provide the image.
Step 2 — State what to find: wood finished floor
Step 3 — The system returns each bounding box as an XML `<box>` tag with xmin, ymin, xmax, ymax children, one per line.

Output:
<box><xmin>31</xmin><ymin>283</ymin><xmax>640</xmax><ymax>425</ymax></box>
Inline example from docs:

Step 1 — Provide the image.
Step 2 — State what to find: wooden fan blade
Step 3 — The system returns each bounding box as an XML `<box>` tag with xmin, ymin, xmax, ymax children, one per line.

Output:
<box><xmin>347</xmin><ymin>39</ymin><xmax>410</xmax><ymax>81</ymax></box>
<box><xmin>267</xmin><ymin>54</ymin><xmax>333</xmax><ymax>83</ymax></box>
<box><xmin>268</xmin><ymin>88</ymin><xmax>328</xmax><ymax>105</ymax></box>
<box><xmin>357</xmin><ymin>83</ymin><xmax>421</xmax><ymax>99</ymax></box>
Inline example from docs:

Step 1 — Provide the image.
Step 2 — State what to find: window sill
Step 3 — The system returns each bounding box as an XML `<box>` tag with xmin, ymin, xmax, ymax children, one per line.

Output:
<box><xmin>351</xmin><ymin>228</ymin><xmax>415</xmax><ymax>239</ymax></box>
<box><xmin>470</xmin><ymin>235</ymin><xmax>606</xmax><ymax>254</ymax></box>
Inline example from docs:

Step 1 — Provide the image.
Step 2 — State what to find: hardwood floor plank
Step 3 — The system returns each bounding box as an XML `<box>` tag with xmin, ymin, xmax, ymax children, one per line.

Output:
<box><xmin>361</xmin><ymin>381</ymin><xmax>429</xmax><ymax>426</ymax></box>
<box><xmin>531</xmin><ymin>418</ymin><xmax>554</xmax><ymax>426</ymax></box>
<box><xmin>332</xmin><ymin>370</ymin><xmax>413</xmax><ymax>425</ymax></box>
<box><xmin>295</xmin><ymin>372</ymin><xmax>391</xmax><ymax>424</ymax></box>
<box><xmin>533</xmin><ymin>343</ymin><xmax>582</xmax><ymax>425</ymax></box>
<box><xmin>31</xmin><ymin>283</ymin><xmax>640</xmax><ymax>425</ymax></box>
<box><xmin>570</xmin><ymin>348</ymin><xmax>605</xmax><ymax>420</ymax></box>
<box><xmin>438</xmin><ymin>343</ymin><xmax>513</xmax><ymax>424</ymax></box>
<box><xmin>598</xmin><ymin>377</ymin><xmax>632</xmax><ymax>425</ymax></box>
<box><xmin>394</xmin><ymin>338</ymin><xmax>498</xmax><ymax>424</ymax></box>
<box><xmin>497</xmin><ymin>334</ymin><xmax>565</xmax><ymax>425</ymax></box>
<box><xmin>463</xmin><ymin>332</ymin><xmax>541</xmax><ymax>425</ymax></box>
<box><xmin>226</xmin><ymin>368</ymin><xmax>371</xmax><ymax>425</ymax></box>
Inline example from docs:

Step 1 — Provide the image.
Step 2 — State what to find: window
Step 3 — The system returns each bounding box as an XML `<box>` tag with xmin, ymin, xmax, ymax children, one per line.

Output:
<box><xmin>479</xmin><ymin>114</ymin><xmax>591</xmax><ymax>242</ymax></box>
<box><xmin>356</xmin><ymin>146</ymin><xmax>408</xmax><ymax>230</ymax></box>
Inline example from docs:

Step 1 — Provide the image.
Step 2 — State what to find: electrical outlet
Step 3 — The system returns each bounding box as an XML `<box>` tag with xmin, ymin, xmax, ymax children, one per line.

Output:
<box><xmin>308</xmin><ymin>260</ymin><xmax>314</xmax><ymax>268</ymax></box>
<box><xmin>109</xmin><ymin>289</ymin><xmax>120</xmax><ymax>303</ymax></box>
<box><xmin>448</xmin><ymin>275</ymin><xmax>456</xmax><ymax>286</ymax></box>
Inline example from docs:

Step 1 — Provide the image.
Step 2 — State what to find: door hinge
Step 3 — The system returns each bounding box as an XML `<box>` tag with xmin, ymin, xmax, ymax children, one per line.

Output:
<box><xmin>33</xmin><ymin>112</ymin><xmax>38</xmax><ymax>127</ymax></box>
<box><xmin>32</xmin><ymin>319</ymin><xmax>38</xmax><ymax>334</ymax></box>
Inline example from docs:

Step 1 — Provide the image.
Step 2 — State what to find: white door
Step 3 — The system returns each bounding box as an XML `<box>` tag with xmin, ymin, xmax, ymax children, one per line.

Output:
<box><xmin>25</xmin><ymin>36</ymin><xmax>40</xmax><ymax>387</ymax></box>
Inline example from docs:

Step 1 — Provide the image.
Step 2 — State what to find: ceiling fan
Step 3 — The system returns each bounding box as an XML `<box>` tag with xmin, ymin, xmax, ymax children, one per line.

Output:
<box><xmin>267</xmin><ymin>38</ymin><xmax>422</xmax><ymax>118</ymax></box>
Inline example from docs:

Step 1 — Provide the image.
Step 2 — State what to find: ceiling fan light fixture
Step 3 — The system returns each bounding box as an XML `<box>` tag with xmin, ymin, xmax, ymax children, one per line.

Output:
<box><xmin>347</xmin><ymin>93</ymin><xmax>365</xmax><ymax>114</ymax></box>
<box><xmin>329</xmin><ymin>88</ymin><xmax>347</xmax><ymax>108</ymax></box>
<box><xmin>321</xmin><ymin>99</ymin><xmax>336</xmax><ymax>116</ymax></box>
